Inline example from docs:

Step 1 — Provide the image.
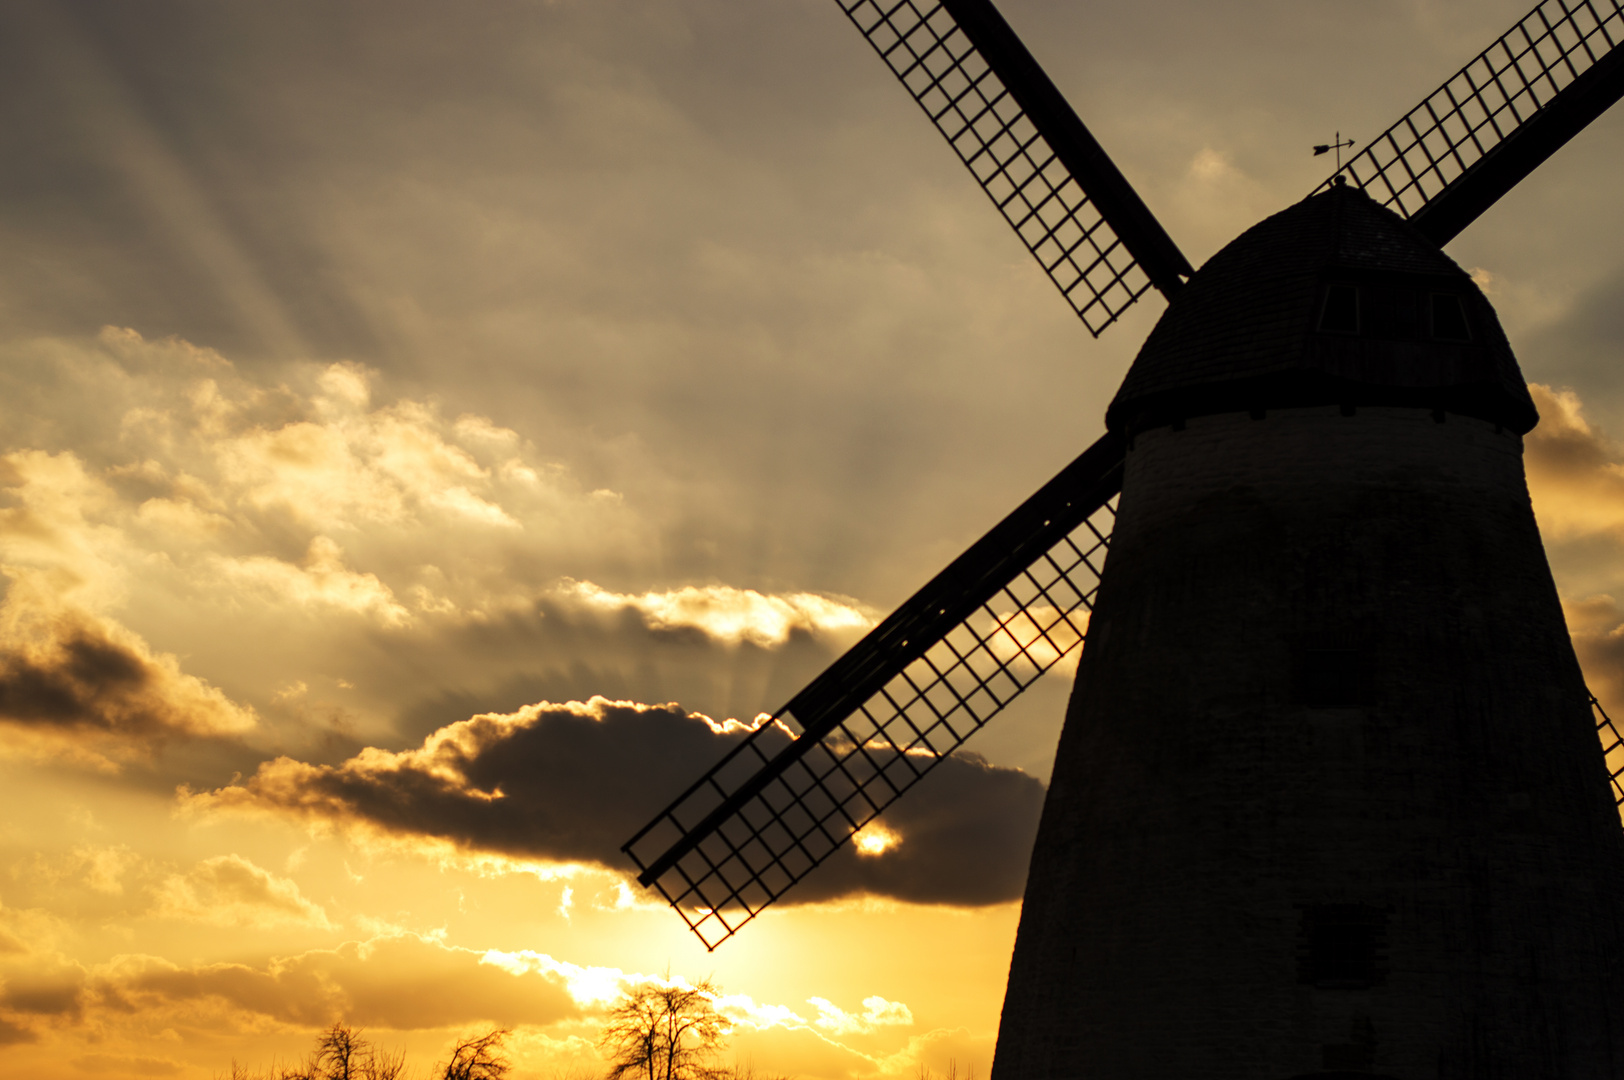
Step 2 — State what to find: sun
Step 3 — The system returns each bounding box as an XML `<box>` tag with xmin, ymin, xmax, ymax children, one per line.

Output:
<box><xmin>852</xmin><ymin>823</ymin><xmax>901</xmax><ymax>857</ymax></box>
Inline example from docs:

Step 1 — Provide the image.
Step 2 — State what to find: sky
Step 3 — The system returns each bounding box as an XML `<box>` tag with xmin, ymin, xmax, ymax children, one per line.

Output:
<box><xmin>1</xmin><ymin>0</ymin><xmax>1623</xmax><ymax>1077</ymax></box>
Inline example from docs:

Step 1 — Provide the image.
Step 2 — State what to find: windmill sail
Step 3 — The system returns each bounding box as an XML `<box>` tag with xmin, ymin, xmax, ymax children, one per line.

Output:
<box><xmin>1330</xmin><ymin>0</ymin><xmax>1624</xmax><ymax>244</ymax></box>
<box><xmin>622</xmin><ymin>433</ymin><xmax>1123</xmax><ymax>949</ymax></box>
<box><xmin>837</xmin><ymin>0</ymin><xmax>1192</xmax><ymax>335</ymax></box>
<box><xmin>1595</xmin><ymin>694</ymin><xmax>1624</xmax><ymax>805</ymax></box>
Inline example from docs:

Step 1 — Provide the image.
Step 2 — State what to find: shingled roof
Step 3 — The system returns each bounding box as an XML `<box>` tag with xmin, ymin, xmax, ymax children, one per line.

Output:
<box><xmin>1105</xmin><ymin>182</ymin><xmax>1538</xmax><ymax>435</ymax></box>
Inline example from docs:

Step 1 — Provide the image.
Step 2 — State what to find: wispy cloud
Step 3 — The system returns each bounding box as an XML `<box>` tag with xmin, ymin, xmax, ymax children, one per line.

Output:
<box><xmin>477</xmin><ymin>954</ymin><xmax>916</xmax><ymax>1052</ymax></box>
<box><xmin>808</xmin><ymin>995</ymin><xmax>914</xmax><ymax>1036</ymax></box>
<box><xmin>83</xmin><ymin>932</ymin><xmax>579</xmax><ymax>1031</ymax></box>
<box><xmin>556</xmin><ymin>580</ymin><xmax>875</xmax><ymax>647</ymax></box>
<box><xmin>206</xmin><ymin>537</ymin><xmax>411</xmax><ymax>627</ymax></box>
<box><xmin>153</xmin><ymin>855</ymin><xmax>331</xmax><ymax>930</ymax></box>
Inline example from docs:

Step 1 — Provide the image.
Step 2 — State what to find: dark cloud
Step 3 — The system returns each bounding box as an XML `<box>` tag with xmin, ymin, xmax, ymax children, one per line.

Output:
<box><xmin>0</xmin><ymin>606</ymin><xmax>255</xmax><ymax>749</ymax></box>
<box><xmin>192</xmin><ymin>696</ymin><xmax>1045</xmax><ymax>906</ymax></box>
<box><xmin>387</xmin><ymin>595</ymin><xmax>1074</xmax><ymax>789</ymax></box>
<box><xmin>0</xmin><ymin>968</ymin><xmax>84</xmax><ymax>1019</ymax></box>
<box><xmin>0</xmin><ymin>625</ymin><xmax>150</xmax><ymax>731</ymax></box>
<box><xmin>786</xmin><ymin>745</ymin><xmax>1047</xmax><ymax>907</ymax></box>
<box><xmin>0</xmin><ymin>1015</ymin><xmax>36</xmax><ymax>1045</ymax></box>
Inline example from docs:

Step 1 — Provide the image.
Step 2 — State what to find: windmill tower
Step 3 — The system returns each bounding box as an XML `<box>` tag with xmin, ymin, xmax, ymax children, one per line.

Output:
<box><xmin>996</xmin><ymin>183</ymin><xmax>1624</xmax><ymax>1077</ymax></box>
<box><xmin>622</xmin><ymin>0</ymin><xmax>1624</xmax><ymax>1075</ymax></box>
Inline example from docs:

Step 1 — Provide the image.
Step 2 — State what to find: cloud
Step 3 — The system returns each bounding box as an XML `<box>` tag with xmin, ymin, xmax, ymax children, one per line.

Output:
<box><xmin>185</xmin><ymin>696</ymin><xmax>1046</xmax><ymax>906</ymax></box>
<box><xmin>0</xmin><ymin>330</ymin><xmax>655</xmax><ymax>631</ymax></box>
<box><xmin>0</xmin><ymin>329</ymin><xmax>879</xmax><ymax>758</ymax></box>
<box><xmin>1524</xmin><ymin>383</ymin><xmax>1624</xmax><ymax>541</ymax></box>
<box><xmin>83</xmin><ymin>333</ymin><xmax>652</xmax><ymax>604</ymax></box>
<box><xmin>204</xmin><ymin>361</ymin><xmax>523</xmax><ymax>535</ymax></box>
<box><xmin>73</xmin><ymin>936</ymin><xmax>915</xmax><ymax>1073</ymax></box>
<box><xmin>91</xmin><ymin>933</ymin><xmax>580</xmax><ymax>1031</ymax></box>
<box><xmin>0</xmin><ymin>577</ymin><xmax>256</xmax><ymax>766</ymax></box>
<box><xmin>1516</xmin><ymin>383</ymin><xmax>1624</xmax><ymax>710</ymax></box>
<box><xmin>73</xmin><ymin>844</ymin><xmax>139</xmax><ymax>895</ymax></box>
<box><xmin>1563</xmin><ymin>593</ymin><xmax>1624</xmax><ymax>716</ymax></box>
<box><xmin>869</xmin><ymin>1027</ymin><xmax>995</xmax><ymax>1080</ymax></box>
<box><xmin>480</xmin><ymin>954</ymin><xmax>917</xmax><ymax>1055</ymax></box>
<box><xmin>808</xmin><ymin>996</ymin><xmax>913</xmax><ymax>1036</ymax></box>
<box><xmin>207</xmin><ymin>536</ymin><xmax>411</xmax><ymax>627</ymax></box>
<box><xmin>0</xmin><ymin>960</ymin><xmax>85</xmax><ymax>1019</ymax></box>
<box><xmin>153</xmin><ymin>855</ymin><xmax>332</xmax><ymax>930</ymax></box>
<box><xmin>556</xmin><ymin>580</ymin><xmax>876</xmax><ymax>647</ymax></box>
<box><xmin>1527</xmin><ymin>265</ymin><xmax>1624</xmax><ymax>399</ymax></box>
<box><xmin>0</xmin><ymin>435</ymin><xmax>261</xmax><ymax>765</ymax></box>
<box><xmin>70</xmin><ymin>1053</ymin><xmax>182</xmax><ymax>1076</ymax></box>
<box><xmin>0</xmin><ymin>1015</ymin><xmax>35</xmax><ymax>1046</ymax></box>
<box><xmin>480</xmin><ymin>952</ymin><xmax>633</xmax><ymax>1011</ymax></box>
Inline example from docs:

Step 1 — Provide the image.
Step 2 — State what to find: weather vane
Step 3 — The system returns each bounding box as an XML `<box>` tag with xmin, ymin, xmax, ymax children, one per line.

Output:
<box><xmin>1313</xmin><ymin>130</ymin><xmax>1358</xmax><ymax>176</ymax></box>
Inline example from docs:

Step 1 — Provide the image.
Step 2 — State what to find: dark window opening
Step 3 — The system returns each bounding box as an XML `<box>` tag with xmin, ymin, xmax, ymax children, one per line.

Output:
<box><xmin>1430</xmin><ymin>292</ymin><xmax>1472</xmax><ymax>340</ymax></box>
<box><xmin>1319</xmin><ymin>285</ymin><xmax>1359</xmax><ymax>333</ymax></box>
<box><xmin>1299</xmin><ymin>904</ymin><xmax>1387</xmax><ymax>988</ymax></box>
<box><xmin>1322</xmin><ymin>1041</ymin><xmax>1376</xmax><ymax>1072</ymax></box>
<box><xmin>1368</xmin><ymin>287</ymin><xmax>1420</xmax><ymax>338</ymax></box>
<box><xmin>1295</xmin><ymin>647</ymin><xmax>1374</xmax><ymax>708</ymax></box>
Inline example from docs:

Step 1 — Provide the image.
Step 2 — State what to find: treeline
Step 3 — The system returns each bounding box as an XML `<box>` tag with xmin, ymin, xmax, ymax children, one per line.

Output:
<box><xmin>225</xmin><ymin>1023</ymin><xmax>509</xmax><ymax>1080</ymax></box>
<box><xmin>227</xmin><ymin>976</ymin><xmax>809</xmax><ymax>1080</ymax></box>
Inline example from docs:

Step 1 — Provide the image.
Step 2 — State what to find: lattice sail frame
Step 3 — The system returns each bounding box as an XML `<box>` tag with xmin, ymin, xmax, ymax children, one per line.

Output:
<box><xmin>837</xmin><ymin>0</ymin><xmax>1150</xmax><ymax>335</ymax></box>
<box><xmin>1334</xmin><ymin>0</ymin><xmax>1624</xmax><ymax>216</ymax></box>
<box><xmin>623</xmin><ymin>499</ymin><xmax>1114</xmax><ymax>949</ymax></box>
<box><xmin>1593</xmin><ymin>694</ymin><xmax>1624</xmax><ymax>811</ymax></box>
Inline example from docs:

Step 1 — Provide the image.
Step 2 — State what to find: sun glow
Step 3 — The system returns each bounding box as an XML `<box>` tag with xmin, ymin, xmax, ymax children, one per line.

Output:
<box><xmin>853</xmin><ymin>823</ymin><xmax>901</xmax><ymax>857</ymax></box>
<box><xmin>983</xmin><ymin>606</ymin><xmax>1088</xmax><ymax>673</ymax></box>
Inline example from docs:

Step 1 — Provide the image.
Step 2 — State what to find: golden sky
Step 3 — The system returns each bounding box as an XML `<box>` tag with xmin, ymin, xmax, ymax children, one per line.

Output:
<box><xmin>1</xmin><ymin>1</ymin><xmax>1623</xmax><ymax>1077</ymax></box>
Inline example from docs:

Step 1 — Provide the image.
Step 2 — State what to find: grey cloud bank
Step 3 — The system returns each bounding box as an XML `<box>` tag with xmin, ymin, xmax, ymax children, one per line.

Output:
<box><xmin>190</xmin><ymin>696</ymin><xmax>1047</xmax><ymax>907</ymax></box>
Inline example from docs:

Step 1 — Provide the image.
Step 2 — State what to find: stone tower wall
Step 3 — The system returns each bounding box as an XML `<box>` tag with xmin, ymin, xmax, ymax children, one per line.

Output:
<box><xmin>991</xmin><ymin>406</ymin><xmax>1624</xmax><ymax>1079</ymax></box>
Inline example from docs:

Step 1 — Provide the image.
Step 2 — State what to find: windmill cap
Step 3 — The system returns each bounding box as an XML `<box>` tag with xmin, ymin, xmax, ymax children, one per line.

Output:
<box><xmin>1105</xmin><ymin>183</ymin><xmax>1539</xmax><ymax>436</ymax></box>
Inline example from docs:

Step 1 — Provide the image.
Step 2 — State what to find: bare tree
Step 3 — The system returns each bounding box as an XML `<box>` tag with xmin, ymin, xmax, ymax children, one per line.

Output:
<box><xmin>437</xmin><ymin>1028</ymin><xmax>511</xmax><ymax>1080</ymax></box>
<box><xmin>225</xmin><ymin>1023</ymin><xmax>509</xmax><ymax>1080</ymax></box>
<box><xmin>315</xmin><ymin>1024</ymin><xmax>367</xmax><ymax>1080</ymax></box>
<box><xmin>296</xmin><ymin>1022</ymin><xmax>406</xmax><ymax>1080</ymax></box>
<box><xmin>599</xmin><ymin>978</ymin><xmax>731</xmax><ymax>1080</ymax></box>
<box><xmin>915</xmin><ymin>1060</ymin><xmax>974</xmax><ymax>1080</ymax></box>
<box><xmin>363</xmin><ymin>1045</ymin><xmax>408</xmax><ymax>1080</ymax></box>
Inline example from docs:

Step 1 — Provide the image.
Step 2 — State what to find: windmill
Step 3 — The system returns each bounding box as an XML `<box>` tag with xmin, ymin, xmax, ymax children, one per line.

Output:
<box><xmin>622</xmin><ymin>0</ymin><xmax>1624</xmax><ymax>1074</ymax></box>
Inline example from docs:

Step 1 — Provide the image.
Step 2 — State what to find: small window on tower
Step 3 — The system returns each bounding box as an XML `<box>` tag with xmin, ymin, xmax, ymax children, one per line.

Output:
<box><xmin>1299</xmin><ymin>904</ymin><xmax>1387</xmax><ymax>988</ymax></box>
<box><xmin>1430</xmin><ymin>292</ymin><xmax>1472</xmax><ymax>341</ymax></box>
<box><xmin>1294</xmin><ymin>647</ymin><xmax>1374</xmax><ymax>708</ymax></box>
<box><xmin>1319</xmin><ymin>285</ymin><xmax>1359</xmax><ymax>333</ymax></box>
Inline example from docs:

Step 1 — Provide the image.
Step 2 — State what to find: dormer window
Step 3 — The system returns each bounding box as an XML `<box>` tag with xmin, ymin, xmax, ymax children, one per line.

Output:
<box><xmin>1319</xmin><ymin>284</ymin><xmax>1359</xmax><ymax>333</ymax></box>
<box><xmin>1430</xmin><ymin>292</ymin><xmax>1472</xmax><ymax>341</ymax></box>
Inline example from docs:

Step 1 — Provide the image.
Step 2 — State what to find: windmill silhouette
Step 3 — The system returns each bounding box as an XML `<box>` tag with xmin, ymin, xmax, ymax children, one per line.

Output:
<box><xmin>623</xmin><ymin>0</ymin><xmax>1624</xmax><ymax>1074</ymax></box>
